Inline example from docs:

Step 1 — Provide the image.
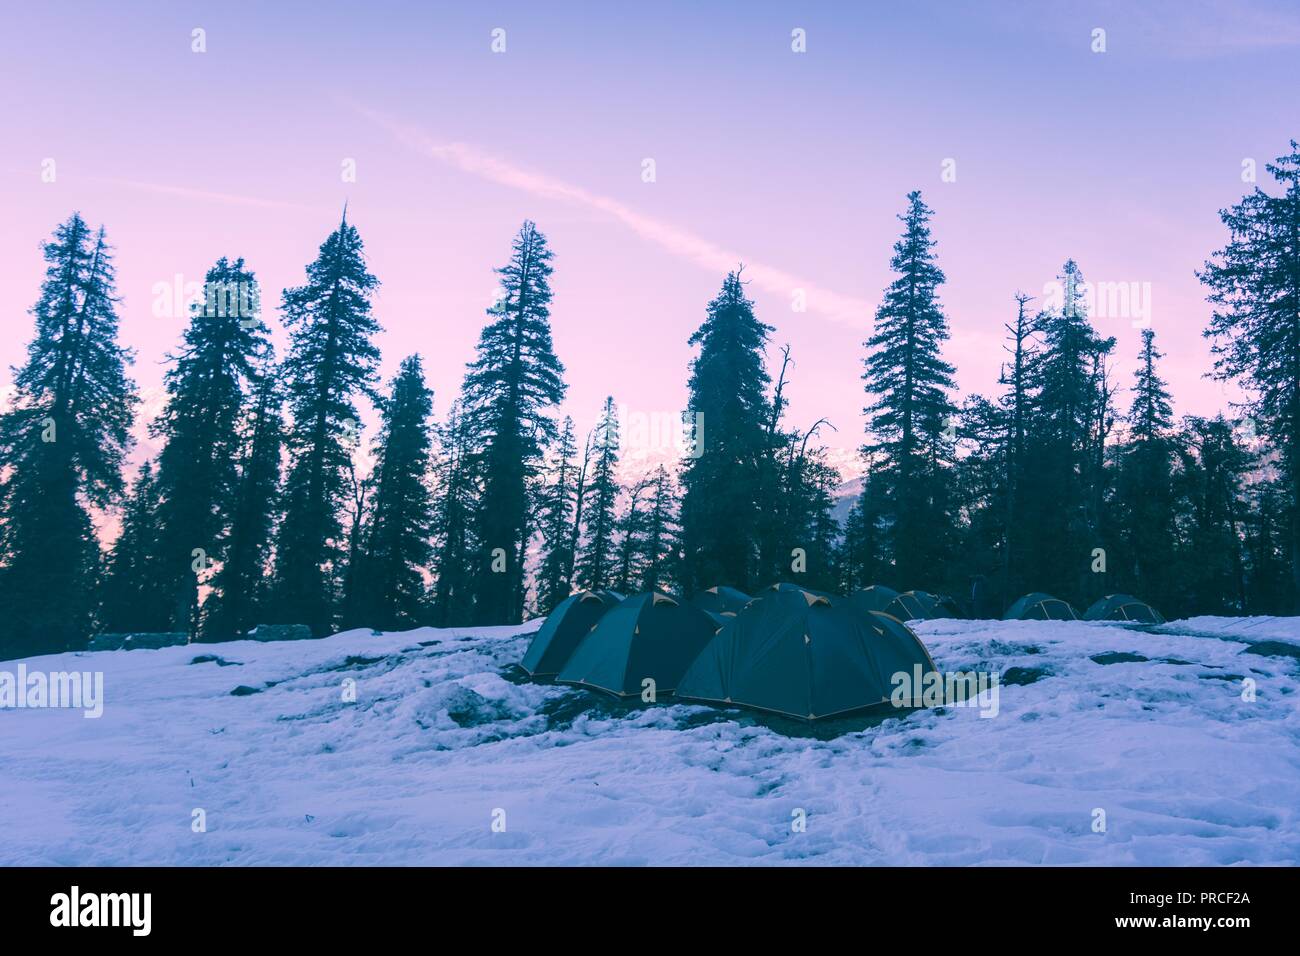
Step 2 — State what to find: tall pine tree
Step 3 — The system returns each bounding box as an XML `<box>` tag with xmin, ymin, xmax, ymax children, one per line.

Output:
<box><xmin>1200</xmin><ymin>142</ymin><xmax>1300</xmax><ymax>609</ymax></box>
<box><xmin>678</xmin><ymin>271</ymin><xmax>773</xmax><ymax>593</ymax></box>
<box><xmin>272</xmin><ymin>210</ymin><xmax>381</xmax><ymax>635</ymax></box>
<box><xmin>461</xmin><ymin>221</ymin><xmax>566</xmax><ymax>623</ymax></box>
<box><xmin>861</xmin><ymin>191</ymin><xmax>957</xmax><ymax>587</ymax></box>
<box><xmin>535</xmin><ymin>416</ymin><xmax>579</xmax><ymax>612</ymax></box>
<box><xmin>0</xmin><ymin>215</ymin><xmax>137</xmax><ymax>658</ymax></box>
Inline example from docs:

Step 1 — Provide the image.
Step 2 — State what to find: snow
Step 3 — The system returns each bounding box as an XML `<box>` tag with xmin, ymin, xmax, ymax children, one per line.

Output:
<box><xmin>1</xmin><ymin>616</ymin><xmax>1297</xmax><ymax>865</ymax></box>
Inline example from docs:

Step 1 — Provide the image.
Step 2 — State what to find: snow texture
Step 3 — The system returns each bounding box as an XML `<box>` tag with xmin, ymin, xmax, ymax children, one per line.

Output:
<box><xmin>1</xmin><ymin>616</ymin><xmax>1297</xmax><ymax>865</ymax></box>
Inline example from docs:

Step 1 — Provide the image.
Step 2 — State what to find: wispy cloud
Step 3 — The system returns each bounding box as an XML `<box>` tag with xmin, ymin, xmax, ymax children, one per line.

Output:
<box><xmin>359</xmin><ymin>107</ymin><xmax>874</xmax><ymax>325</ymax></box>
<box><xmin>92</xmin><ymin>176</ymin><xmax>317</xmax><ymax>212</ymax></box>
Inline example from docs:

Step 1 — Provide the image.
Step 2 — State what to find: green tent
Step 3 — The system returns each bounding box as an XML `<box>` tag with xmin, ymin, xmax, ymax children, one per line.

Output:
<box><xmin>1004</xmin><ymin>592</ymin><xmax>1078</xmax><ymax>621</ymax></box>
<box><xmin>556</xmin><ymin>592</ymin><xmax>718</xmax><ymax>697</ymax></box>
<box><xmin>884</xmin><ymin>590</ymin><xmax>962</xmax><ymax>621</ymax></box>
<box><xmin>519</xmin><ymin>590</ymin><xmax>623</xmax><ymax>677</ymax></box>
<box><xmin>690</xmin><ymin>586</ymin><xmax>752</xmax><ymax>617</ymax></box>
<box><xmin>676</xmin><ymin>586</ymin><xmax>938</xmax><ymax>721</ymax></box>
<box><xmin>1084</xmin><ymin>594</ymin><xmax>1165</xmax><ymax>624</ymax></box>
<box><xmin>849</xmin><ymin>585</ymin><xmax>900</xmax><ymax>613</ymax></box>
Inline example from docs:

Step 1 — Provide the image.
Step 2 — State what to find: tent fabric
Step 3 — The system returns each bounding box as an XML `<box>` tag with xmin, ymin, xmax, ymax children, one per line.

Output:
<box><xmin>675</xmin><ymin>586</ymin><xmax>938</xmax><ymax>721</ymax></box>
<box><xmin>1004</xmin><ymin>592</ymin><xmax>1079</xmax><ymax>621</ymax></box>
<box><xmin>556</xmin><ymin>592</ymin><xmax>718</xmax><ymax>697</ymax></box>
<box><xmin>884</xmin><ymin>590</ymin><xmax>962</xmax><ymax>621</ymax></box>
<box><xmin>519</xmin><ymin>590</ymin><xmax>623</xmax><ymax>676</ymax></box>
<box><xmin>690</xmin><ymin>586</ymin><xmax>752</xmax><ymax>617</ymax></box>
<box><xmin>848</xmin><ymin>585</ymin><xmax>900</xmax><ymax>614</ymax></box>
<box><xmin>1084</xmin><ymin>594</ymin><xmax>1166</xmax><ymax>624</ymax></box>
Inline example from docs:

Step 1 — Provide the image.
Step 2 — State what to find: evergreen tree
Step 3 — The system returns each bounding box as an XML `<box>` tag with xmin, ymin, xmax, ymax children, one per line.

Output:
<box><xmin>839</xmin><ymin>457</ymin><xmax>890</xmax><ymax>591</ymax></box>
<box><xmin>271</xmin><ymin>210</ymin><xmax>381</xmax><ymax>636</ymax></box>
<box><xmin>861</xmin><ymin>191</ymin><xmax>957</xmax><ymax>587</ymax></box>
<box><xmin>98</xmin><ymin>461</ymin><xmax>170</xmax><ymax>634</ymax></box>
<box><xmin>0</xmin><ymin>215</ymin><xmax>137</xmax><ymax>658</ymax></box>
<box><xmin>1021</xmin><ymin>260</ymin><xmax>1115</xmax><ymax>604</ymax></box>
<box><xmin>1199</xmin><ymin>141</ymin><xmax>1300</xmax><ymax>609</ymax></box>
<box><xmin>461</xmin><ymin>221</ymin><xmax>566</xmax><ymax>623</ymax></box>
<box><xmin>576</xmin><ymin>397</ymin><xmax>620</xmax><ymax>591</ymax></box>
<box><xmin>639</xmin><ymin>465</ymin><xmax>680</xmax><ymax>593</ymax></box>
<box><xmin>1114</xmin><ymin>329</ymin><xmax>1177</xmax><ymax>606</ymax></box>
<box><xmin>201</xmin><ymin>362</ymin><xmax>284</xmax><ymax>641</ymax></box>
<box><xmin>347</xmin><ymin>356</ymin><xmax>436</xmax><ymax>630</ymax></box>
<box><xmin>614</xmin><ymin>473</ymin><xmax>651</xmax><ymax>594</ymax></box>
<box><xmin>429</xmin><ymin>401</ymin><xmax>478</xmax><ymax>627</ymax></box>
<box><xmin>146</xmin><ymin>257</ymin><xmax>269</xmax><ymax>634</ymax></box>
<box><xmin>678</xmin><ymin>271</ymin><xmax>773</xmax><ymax>593</ymax></box>
<box><xmin>536</xmin><ymin>416</ymin><xmax>579</xmax><ymax>612</ymax></box>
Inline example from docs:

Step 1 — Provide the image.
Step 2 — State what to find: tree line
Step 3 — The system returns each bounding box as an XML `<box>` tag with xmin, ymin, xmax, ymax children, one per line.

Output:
<box><xmin>2</xmin><ymin>141</ymin><xmax>1298</xmax><ymax>658</ymax></box>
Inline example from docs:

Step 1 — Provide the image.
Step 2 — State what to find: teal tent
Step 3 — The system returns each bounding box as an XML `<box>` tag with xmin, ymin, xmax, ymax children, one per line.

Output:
<box><xmin>556</xmin><ymin>592</ymin><xmax>718</xmax><ymax>697</ymax></box>
<box><xmin>849</xmin><ymin>585</ymin><xmax>900</xmax><ymax>614</ymax></box>
<box><xmin>884</xmin><ymin>590</ymin><xmax>962</xmax><ymax>621</ymax></box>
<box><xmin>519</xmin><ymin>590</ymin><xmax>623</xmax><ymax>677</ymax></box>
<box><xmin>1084</xmin><ymin>594</ymin><xmax>1165</xmax><ymax>624</ymax></box>
<box><xmin>690</xmin><ymin>586</ymin><xmax>752</xmax><ymax>617</ymax></box>
<box><xmin>1004</xmin><ymin>592</ymin><xmax>1078</xmax><ymax>621</ymax></box>
<box><xmin>676</xmin><ymin>586</ymin><xmax>938</xmax><ymax>721</ymax></box>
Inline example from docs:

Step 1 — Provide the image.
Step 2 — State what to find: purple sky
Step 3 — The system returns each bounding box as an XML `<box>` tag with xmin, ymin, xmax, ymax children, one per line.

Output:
<box><xmin>4</xmin><ymin>1</ymin><xmax>1299</xmax><ymax>473</ymax></box>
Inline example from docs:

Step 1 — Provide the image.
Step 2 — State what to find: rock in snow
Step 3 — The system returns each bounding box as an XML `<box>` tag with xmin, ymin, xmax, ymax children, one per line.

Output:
<box><xmin>0</xmin><ymin>617</ymin><xmax>1297</xmax><ymax>865</ymax></box>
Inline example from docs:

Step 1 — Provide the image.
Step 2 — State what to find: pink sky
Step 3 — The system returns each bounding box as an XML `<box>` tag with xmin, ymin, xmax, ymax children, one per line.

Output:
<box><xmin>4</xmin><ymin>1</ymin><xmax>1299</xmax><ymax>474</ymax></box>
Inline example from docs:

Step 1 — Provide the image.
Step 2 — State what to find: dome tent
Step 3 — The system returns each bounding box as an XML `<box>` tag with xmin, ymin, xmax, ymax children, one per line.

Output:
<box><xmin>884</xmin><ymin>590</ymin><xmax>962</xmax><ymax>621</ymax></box>
<box><xmin>556</xmin><ymin>592</ymin><xmax>718</xmax><ymax>697</ymax></box>
<box><xmin>519</xmin><ymin>590</ymin><xmax>623</xmax><ymax>677</ymax></box>
<box><xmin>1004</xmin><ymin>592</ymin><xmax>1078</xmax><ymax>621</ymax></box>
<box><xmin>675</xmin><ymin>584</ymin><xmax>938</xmax><ymax>721</ymax></box>
<box><xmin>690</xmin><ymin>586</ymin><xmax>752</xmax><ymax>617</ymax></box>
<box><xmin>848</xmin><ymin>585</ymin><xmax>900</xmax><ymax>614</ymax></box>
<box><xmin>1084</xmin><ymin>594</ymin><xmax>1165</xmax><ymax>624</ymax></box>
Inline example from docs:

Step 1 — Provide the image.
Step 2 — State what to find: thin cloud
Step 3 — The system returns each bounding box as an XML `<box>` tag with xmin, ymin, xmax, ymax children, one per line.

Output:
<box><xmin>360</xmin><ymin>107</ymin><xmax>874</xmax><ymax>325</ymax></box>
<box><xmin>93</xmin><ymin>176</ymin><xmax>317</xmax><ymax>212</ymax></box>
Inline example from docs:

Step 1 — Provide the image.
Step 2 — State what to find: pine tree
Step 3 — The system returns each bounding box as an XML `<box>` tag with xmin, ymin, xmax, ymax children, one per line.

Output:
<box><xmin>271</xmin><ymin>210</ymin><xmax>381</xmax><ymax>636</ymax></box>
<box><xmin>347</xmin><ymin>356</ymin><xmax>436</xmax><ymax>630</ymax></box>
<box><xmin>0</xmin><ymin>215</ymin><xmax>137</xmax><ymax>658</ymax></box>
<box><xmin>839</xmin><ymin>456</ymin><xmax>889</xmax><ymax>591</ymax></box>
<box><xmin>614</xmin><ymin>473</ymin><xmax>652</xmax><ymax>594</ymax></box>
<box><xmin>576</xmin><ymin>398</ymin><xmax>620</xmax><ymax>591</ymax></box>
<box><xmin>1021</xmin><ymin>260</ymin><xmax>1115</xmax><ymax>603</ymax></box>
<box><xmin>536</xmin><ymin>416</ymin><xmax>579</xmax><ymax>612</ymax></box>
<box><xmin>1199</xmin><ymin>141</ymin><xmax>1300</xmax><ymax>609</ymax></box>
<box><xmin>98</xmin><ymin>461</ymin><xmax>171</xmax><ymax>634</ymax></box>
<box><xmin>861</xmin><ymin>191</ymin><xmax>957</xmax><ymax>587</ymax></box>
<box><xmin>639</xmin><ymin>465</ymin><xmax>680</xmax><ymax>593</ymax></box>
<box><xmin>429</xmin><ymin>401</ymin><xmax>478</xmax><ymax>627</ymax></box>
<box><xmin>201</xmin><ymin>362</ymin><xmax>284</xmax><ymax>641</ymax></box>
<box><xmin>678</xmin><ymin>271</ymin><xmax>773</xmax><ymax>593</ymax></box>
<box><xmin>461</xmin><ymin>221</ymin><xmax>567</xmax><ymax>623</ymax></box>
<box><xmin>1114</xmin><ymin>329</ymin><xmax>1176</xmax><ymax>605</ymax></box>
<box><xmin>145</xmin><ymin>257</ymin><xmax>269</xmax><ymax>634</ymax></box>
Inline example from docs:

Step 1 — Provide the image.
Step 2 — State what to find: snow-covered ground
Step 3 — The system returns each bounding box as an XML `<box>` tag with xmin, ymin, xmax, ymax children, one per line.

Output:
<box><xmin>1</xmin><ymin>616</ymin><xmax>1297</xmax><ymax>865</ymax></box>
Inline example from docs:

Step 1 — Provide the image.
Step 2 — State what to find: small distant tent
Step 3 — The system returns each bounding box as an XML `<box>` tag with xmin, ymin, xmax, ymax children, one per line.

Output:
<box><xmin>1004</xmin><ymin>592</ymin><xmax>1078</xmax><ymax>621</ymax></box>
<box><xmin>884</xmin><ymin>590</ymin><xmax>962</xmax><ymax>621</ymax></box>
<box><xmin>519</xmin><ymin>590</ymin><xmax>623</xmax><ymax>677</ymax></box>
<box><xmin>690</xmin><ymin>586</ymin><xmax>752</xmax><ymax>617</ymax></box>
<box><xmin>1084</xmin><ymin>594</ymin><xmax>1165</xmax><ymax>624</ymax></box>
<box><xmin>763</xmin><ymin>582</ymin><xmax>839</xmax><ymax>601</ymax></box>
<box><xmin>848</xmin><ymin>585</ymin><xmax>900</xmax><ymax>614</ymax></box>
<box><xmin>556</xmin><ymin>592</ymin><xmax>718</xmax><ymax>697</ymax></box>
<box><xmin>676</xmin><ymin>586</ymin><xmax>937</xmax><ymax>721</ymax></box>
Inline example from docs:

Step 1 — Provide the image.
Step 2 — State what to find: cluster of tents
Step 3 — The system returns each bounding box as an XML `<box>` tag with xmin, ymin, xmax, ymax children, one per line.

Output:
<box><xmin>519</xmin><ymin>584</ymin><xmax>1165</xmax><ymax>722</ymax></box>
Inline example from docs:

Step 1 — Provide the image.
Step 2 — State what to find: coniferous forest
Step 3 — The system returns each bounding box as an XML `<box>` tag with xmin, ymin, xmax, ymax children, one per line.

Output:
<box><xmin>3</xmin><ymin>143</ymin><xmax>1300</xmax><ymax>661</ymax></box>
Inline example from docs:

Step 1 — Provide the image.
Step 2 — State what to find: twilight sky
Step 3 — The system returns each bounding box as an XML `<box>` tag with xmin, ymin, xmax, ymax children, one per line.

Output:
<box><xmin>3</xmin><ymin>0</ymin><xmax>1299</xmax><ymax>472</ymax></box>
